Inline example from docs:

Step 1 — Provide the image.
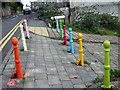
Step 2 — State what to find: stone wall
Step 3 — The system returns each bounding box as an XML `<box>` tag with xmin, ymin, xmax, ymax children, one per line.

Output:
<box><xmin>59</xmin><ymin>2</ymin><xmax>120</xmax><ymax>22</ymax></box>
<box><xmin>96</xmin><ymin>3</ymin><xmax>118</xmax><ymax>16</ymax></box>
<box><xmin>59</xmin><ymin>7</ymin><xmax>69</xmax><ymax>22</ymax></box>
<box><xmin>118</xmin><ymin>2</ymin><xmax>120</xmax><ymax>21</ymax></box>
<box><xmin>2</xmin><ymin>6</ymin><xmax>11</xmax><ymax>17</ymax></box>
<box><xmin>69</xmin><ymin>2</ymin><xmax>120</xmax><ymax>22</ymax></box>
<box><xmin>0</xmin><ymin>2</ymin><xmax>2</xmax><ymax>18</ymax></box>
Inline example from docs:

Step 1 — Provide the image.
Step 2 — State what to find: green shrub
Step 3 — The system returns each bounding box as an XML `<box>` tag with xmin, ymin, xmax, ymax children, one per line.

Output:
<box><xmin>38</xmin><ymin>3</ymin><xmax>63</xmax><ymax>20</ymax></box>
<box><xmin>110</xmin><ymin>69</ymin><xmax>120</xmax><ymax>77</ymax></box>
<box><xmin>79</xmin><ymin>12</ymin><xmax>100</xmax><ymax>32</ymax></box>
<box><xmin>71</xmin><ymin>6</ymin><xmax>120</xmax><ymax>35</ymax></box>
<box><xmin>100</xmin><ymin>14</ymin><xmax>120</xmax><ymax>31</ymax></box>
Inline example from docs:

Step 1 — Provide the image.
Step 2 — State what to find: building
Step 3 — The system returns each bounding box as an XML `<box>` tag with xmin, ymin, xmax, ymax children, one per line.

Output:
<box><xmin>118</xmin><ymin>1</ymin><xmax>120</xmax><ymax>21</ymax></box>
<box><xmin>69</xmin><ymin>1</ymin><xmax>120</xmax><ymax>21</ymax></box>
<box><xmin>1</xmin><ymin>1</ymin><xmax>23</xmax><ymax>17</ymax></box>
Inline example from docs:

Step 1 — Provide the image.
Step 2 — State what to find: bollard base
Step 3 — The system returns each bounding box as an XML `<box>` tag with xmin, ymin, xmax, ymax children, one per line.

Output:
<box><xmin>76</xmin><ymin>59</ymin><xmax>85</xmax><ymax>66</ymax></box>
<box><xmin>25</xmin><ymin>37</ymin><xmax>30</xmax><ymax>39</ymax></box>
<box><xmin>80</xmin><ymin>63</ymin><xmax>85</xmax><ymax>66</ymax></box>
<box><xmin>76</xmin><ymin>60</ymin><xmax>80</xmax><ymax>65</ymax></box>
<box><xmin>101</xmin><ymin>85</ymin><xmax>111</xmax><ymax>88</ymax></box>
<box><xmin>11</xmin><ymin>70</ymin><xmax>24</xmax><ymax>79</ymax></box>
<box><xmin>25</xmin><ymin>36</ymin><xmax>32</xmax><ymax>39</ymax></box>
<box><xmin>11</xmin><ymin>70</ymin><xmax>17</xmax><ymax>79</ymax></box>
<box><xmin>62</xmin><ymin>42</ymin><xmax>68</xmax><ymax>46</ymax></box>
<box><xmin>67</xmin><ymin>49</ymin><xmax>74</xmax><ymax>53</ymax></box>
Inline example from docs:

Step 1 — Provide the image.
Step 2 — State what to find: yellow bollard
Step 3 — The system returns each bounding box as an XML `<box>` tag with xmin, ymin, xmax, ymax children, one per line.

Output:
<box><xmin>76</xmin><ymin>33</ymin><xmax>84</xmax><ymax>66</ymax></box>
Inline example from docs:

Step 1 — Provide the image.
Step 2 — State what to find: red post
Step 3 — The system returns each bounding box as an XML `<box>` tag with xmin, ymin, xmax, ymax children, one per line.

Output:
<box><xmin>62</xmin><ymin>25</ymin><xmax>68</xmax><ymax>45</ymax></box>
<box><xmin>11</xmin><ymin>37</ymin><xmax>24</xmax><ymax>78</ymax></box>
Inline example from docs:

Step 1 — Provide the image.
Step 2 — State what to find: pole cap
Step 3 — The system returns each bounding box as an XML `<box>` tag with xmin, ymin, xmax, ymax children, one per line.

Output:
<box><xmin>68</xmin><ymin>28</ymin><xmax>72</xmax><ymax>32</ymax></box>
<box><xmin>19</xmin><ymin>24</ymin><xmax>23</xmax><ymax>28</ymax></box>
<box><xmin>78</xmin><ymin>33</ymin><xmax>83</xmax><ymax>38</ymax></box>
<box><xmin>104</xmin><ymin>40</ymin><xmax>110</xmax><ymax>48</ymax></box>
<box><xmin>62</xmin><ymin>24</ymin><xmax>66</xmax><ymax>28</ymax></box>
<box><xmin>59</xmin><ymin>20</ymin><xmax>62</xmax><ymax>22</ymax></box>
<box><xmin>24</xmin><ymin>19</ymin><xmax>27</xmax><ymax>22</ymax></box>
<box><xmin>12</xmin><ymin>37</ymin><xmax>18</xmax><ymax>45</ymax></box>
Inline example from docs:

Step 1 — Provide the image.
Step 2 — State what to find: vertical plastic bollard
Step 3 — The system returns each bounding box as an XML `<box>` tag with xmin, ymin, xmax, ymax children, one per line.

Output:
<box><xmin>20</xmin><ymin>24</ymin><xmax>27</xmax><ymax>51</ymax></box>
<box><xmin>24</xmin><ymin>19</ymin><xmax>30</xmax><ymax>39</ymax></box>
<box><xmin>76</xmin><ymin>33</ymin><xmax>84</xmax><ymax>66</ymax></box>
<box><xmin>11</xmin><ymin>37</ymin><xmax>24</xmax><ymax>78</ymax></box>
<box><xmin>62</xmin><ymin>25</ymin><xmax>68</xmax><ymax>45</ymax></box>
<box><xmin>102</xmin><ymin>40</ymin><xmax>111</xmax><ymax>88</ymax></box>
<box><xmin>56</xmin><ymin>18</ymin><xmax>59</xmax><ymax>32</ymax></box>
<box><xmin>68</xmin><ymin>28</ymin><xmax>74</xmax><ymax>53</ymax></box>
<box><xmin>59</xmin><ymin>20</ymin><xmax>63</xmax><ymax>38</ymax></box>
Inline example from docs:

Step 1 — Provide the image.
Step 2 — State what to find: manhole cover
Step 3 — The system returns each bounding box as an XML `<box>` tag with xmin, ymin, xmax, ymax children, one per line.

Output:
<box><xmin>7</xmin><ymin>81</ymin><xmax>16</xmax><ymax>86</ymax></box>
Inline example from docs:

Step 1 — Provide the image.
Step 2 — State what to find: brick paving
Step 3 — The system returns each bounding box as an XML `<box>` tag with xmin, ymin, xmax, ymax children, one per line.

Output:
<box><xmin>2</xmin><ymin>15</ymin><xmax>119</xmax><ymax>89</ymax></box>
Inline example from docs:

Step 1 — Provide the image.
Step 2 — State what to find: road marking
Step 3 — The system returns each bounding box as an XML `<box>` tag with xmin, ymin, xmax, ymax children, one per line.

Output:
<box><xmin>41</xmin><ymin>27</ymin><xmax>49</xmax><ymax>37</ymax></box>
<box><xmin>0</xmin><ymin>26</ymin><xmax>19</xmax><ymax>51</ymax></box>
<box><xmin>0</xmin><ymin>20</ymin><xmax>24</xmax><ymax>45</ymax></box>
<box><xmin>0</xmin><ymin>19</ymin><xmax>24</xmax><ymax>51</ymax></box>
<box><xmin>28</xmin><ymin>27</ymin><xmax>49</xmax><ymax>37</ymax></box>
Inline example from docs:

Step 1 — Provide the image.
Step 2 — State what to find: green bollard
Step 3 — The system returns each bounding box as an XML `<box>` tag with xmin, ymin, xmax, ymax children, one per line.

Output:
<box><xmin>19</xmin><ymin>24</ymin><xmax>27</xmax><ymax>51</ymax></box>
<box><xmin>101</xmin><ymin>40</ymin><xmax>111</xmax><ymax>88</ymax></box>
<box><xmin>59</xmin><ymin>20</ymin><xmax>63</xmax><ymax>38</ymax></box>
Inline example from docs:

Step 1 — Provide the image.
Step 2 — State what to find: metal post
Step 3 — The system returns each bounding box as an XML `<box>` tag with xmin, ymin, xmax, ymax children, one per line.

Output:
<box><xmin>62</xmin><ymin>25</ymin><xmax>68</xmax><ymax>45</ymax></box>
<box><xmin>59</xmin><ymin>20</ymin><xmax>63</xmax><ymax>38</ymax></box>
<box><xmin>102</xmin><ymin>40</ymin><xmax>111</xmax><ymax>88</ymax></box>
<box><xmin>56</xmin><ymin>18</ymin><xmax>59</xmax><ymax>32</ymax></box>
<box><xmin>24</xmin><ymin>19</ymin><xmax>30</xmax><ymax>39</ymax></box>
<box><xmin>19</xmin><ymin>24</ymin><xmax>27</xmax><ymax>51</ymax></box>
<box><xmin>68</xmin><ymin>28</ymin><xmax>74</xmax><ymax>53</ymax></box>
<box><xmin>11</xmin><ymin>37</ymin><xmax>24</xmax><ymax>78</ymax></box>
<box><xmin>76</xmin><ymin>33</ymin><xmax>84</xmax><ymax>66</ymax></box>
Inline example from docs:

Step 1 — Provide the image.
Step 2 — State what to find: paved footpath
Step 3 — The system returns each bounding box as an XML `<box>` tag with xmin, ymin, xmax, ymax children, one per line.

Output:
<box><xmin>2</xmin><ymin>15</ymin><xmax>119</xmax><ymax>89</ymax></box>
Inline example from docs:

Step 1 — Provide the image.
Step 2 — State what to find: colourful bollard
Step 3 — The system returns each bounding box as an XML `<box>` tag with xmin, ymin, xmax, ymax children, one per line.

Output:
<box><xmin>24</xmin><ymin>19</ymin><xmax>30</xmax><ymax>39</ymax></box>
<box><xmin>11</xmin><ymin>37</ymin><xmax>24</xmax><ymax>78</ymax></box>
<box><xmin>68</xmin><ymin>28</ymin><xmax>74</xmax><ymax>53</ymax></box>
<box><xmin>59</xmin><ymin>20</ymin><xmax>63</xmax><ymax>38</ymax></box>
<box><xmin>20</xmin><ymin>24</ymin><xmax>27</xmax><ymax>51</ymax></box>
<box><xmin>76</xmin><ymin>33</ymin><xmax>84</xmax><ymax>66</ymax></box>
<box><xmin>62</xmin><ymin>25</ymin><xmax>68</xmax><ymax>45</ymax></box>
<box><xmin>101</xmin><ymin>40</ymin><xmax>111</xmax><ymax>88</ymax></box>
<box><xmin>56</xmin><ymin>18</ymin><xmax>60</xmax><ymax>32</ymax></box>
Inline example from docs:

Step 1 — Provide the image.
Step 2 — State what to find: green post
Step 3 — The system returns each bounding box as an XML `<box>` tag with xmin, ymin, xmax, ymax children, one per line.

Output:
<box><xmin>102</xmin><ymin>40</ymin><xmax>111</xmax><ymax>88</ymax></box>
<box><xmin>59</xmin><ymin>20</ymin><xmax>63</xmax><ymax>38</ymax></box>
<box><xmin>19</xmin><ymin>24</ymin><xmax>27</xmax><ymax>51</ymax></box>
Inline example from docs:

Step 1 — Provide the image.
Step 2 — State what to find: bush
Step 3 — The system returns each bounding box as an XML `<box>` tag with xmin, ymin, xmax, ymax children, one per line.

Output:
<box><xmin>100</xmin><ymin>14</ymin><xmax>120</xmax><ymax>31</ymax></box>
<box><xmin>78</xmin><ymin>12</ymin><xmax>100</xmax><ymax>33</ymax></box>
<box><xmin>38</xmin><ymin>3</ymin><xmax>63</xmax><ymax>20</ymax></box>
<box><xmin>6</xmin><ymin>2</ymin><xmax>23</xmax><ymax>12</ymax></box>
<box><xmin>110</xmin><ymin>69</ymin><xmax>120</xmax><ymax>77</ymax></box>
<box><xmin>71</xmin><ymin>6</ymin><xmax>120</xmax><ymax>35</ymax></box>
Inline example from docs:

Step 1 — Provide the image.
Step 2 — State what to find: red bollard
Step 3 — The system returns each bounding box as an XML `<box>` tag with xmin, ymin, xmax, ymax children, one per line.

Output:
<box><xmin>11</xmin><ymin>37</ymin><xmax>24</xmax><ymax>78</ymax></box>
<box><xmin>62</xmin><ymin>25</ymin><xmax>68</xmax><ymax>45</ymax></box>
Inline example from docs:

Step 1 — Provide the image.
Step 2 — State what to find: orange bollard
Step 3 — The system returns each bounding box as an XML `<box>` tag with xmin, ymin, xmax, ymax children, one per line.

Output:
<box><xmin>11</xmin><ymin>37</ymin><xmax>24</xmax><ymax>78</ymax></box>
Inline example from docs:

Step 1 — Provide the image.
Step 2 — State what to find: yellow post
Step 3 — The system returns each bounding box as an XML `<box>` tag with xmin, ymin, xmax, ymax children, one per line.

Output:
<box><xmin>76</xmin><ymin>33</ymin><xmax>84</xmax><ymax>66</ymax></box>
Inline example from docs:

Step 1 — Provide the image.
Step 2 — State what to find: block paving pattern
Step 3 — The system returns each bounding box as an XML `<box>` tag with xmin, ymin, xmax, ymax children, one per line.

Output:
<box><xmin>2</xmin><ymin>17</ymin><xmax>119</xmax><ymax>88</ymax></box>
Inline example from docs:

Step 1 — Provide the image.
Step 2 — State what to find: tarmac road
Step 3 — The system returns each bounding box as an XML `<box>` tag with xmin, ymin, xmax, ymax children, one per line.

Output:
<box><xmin>1</xmin><ymin>13</ymin><xmax>30</xmax><ymax>61</ymax></box>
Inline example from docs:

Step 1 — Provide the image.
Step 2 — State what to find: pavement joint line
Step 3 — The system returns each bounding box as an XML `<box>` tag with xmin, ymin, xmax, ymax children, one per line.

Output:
<box><xmin>3</xmin><ymin>13</ymin><xmax>119</xmax><ymax>88</ymax></box>
<box><xmin>0</xmin><ymin>19</ymin><xmax>24</xmax><ymax>45</ymax></box>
